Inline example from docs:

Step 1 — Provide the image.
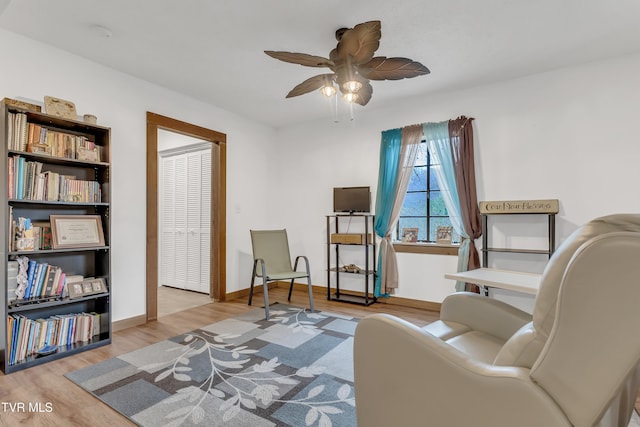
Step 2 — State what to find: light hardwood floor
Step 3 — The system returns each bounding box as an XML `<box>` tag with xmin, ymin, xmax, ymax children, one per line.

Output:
<box><xmin>0</xmin><ymin>288</ymin><xmax>439</xmax><ymax>426</ymax></box>
<box><xmin>157</xmin><ymin>285</ymin><xmax>212</xmax><ymax>317</ymax></box>
<box><xmin>0</xmin><ymin>289</ymin><xmax>637</xmax><ymax>426</ymax></box>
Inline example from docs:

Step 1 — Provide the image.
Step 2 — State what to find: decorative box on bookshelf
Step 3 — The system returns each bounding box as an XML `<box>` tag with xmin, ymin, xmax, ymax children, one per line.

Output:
<box><xmin>0</xmin><ymin>99</ymin><xmax>112</xmax><ymax>373</ymax></box>
<box><xmin>330</xmin><ymin>233</ymin><xmax>373</xmax><ymax>245</ymax></box>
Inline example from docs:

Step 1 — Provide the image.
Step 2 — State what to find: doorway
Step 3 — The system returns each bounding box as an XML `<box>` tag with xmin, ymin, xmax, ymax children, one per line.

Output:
<box><xmin>146</xmin><ymin>112</ymin><xmax>226</xmax><ymax>321</ymax></box>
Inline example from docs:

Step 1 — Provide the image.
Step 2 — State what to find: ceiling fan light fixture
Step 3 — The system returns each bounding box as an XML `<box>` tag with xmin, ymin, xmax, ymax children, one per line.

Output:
<box><xmin>342</xmin><ymin>80</ymin><xmax>362</xmax><ymax>93</ymax></box>
<box><xmin>320</xmin><ymin>83</ymin><xmax>337</xmax><ymax>97</ymax></box>
<box><xmin>343</xmin><ymin>92</ymin><xmax>359</xmax><ymax>103</ymax></box>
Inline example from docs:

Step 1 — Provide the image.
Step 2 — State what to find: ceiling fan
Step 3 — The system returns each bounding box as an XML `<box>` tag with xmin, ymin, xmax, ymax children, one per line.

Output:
<box><xmin>265</xmin><ymin>20</ymin><xmax>430</xmax><ymax>106</ymax></box>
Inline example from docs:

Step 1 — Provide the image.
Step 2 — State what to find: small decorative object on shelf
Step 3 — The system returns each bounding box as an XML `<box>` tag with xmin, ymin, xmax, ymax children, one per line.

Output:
<box><xmin>341</xmin><ymin>264</ymin><xmax>361</xmax><ymax>273</ymax></box>
<box><xmin>478</xmin><ymin>199</ymin><xmax>559</xmax><ymax>215</ymax></box>
<box><xmin>43</xmin><ymin>96</ymin><xmax>77</xmax><ymax>120</ymax></box>
<box><xmin>69</xmin><ymin>277</ymin><xmax>107</xmax><ymax>298</ymax></box>
<box><xmin>68</xmin><ymin>280</ymin><xmax>85</xmax><ymax>299</ymax></box>
<box><xmin>478</xmin><ymin>199</ymin><xmax>558</xmax><ymax>296</ymax></box>
<box><xmin>83</xmin><ymin>114</ymin><xmax>97</xmax><ymax>124</ymax></box>
<box><xmin>401</xmin><ymin>227</ymin><xmax>418</xmax><ymax>243</ymax></box>
<box><xmin>1</xmin><ymin>98</ymin><xmax>111</xmax><ymax>373</ymax></box>
<box><xmin>35</xmin><ymin>345</ymin><xmax>58</xmax><ymax>357</ymax></box>
<box><xmin>436</xmin><ymin>226</ymin><xmax>453</xmax><ymax>245</ymax></box>
<box><xmin>2</xmin><ymin>98</ymin><xmax>41</xmax><ymax>113</ymax></box>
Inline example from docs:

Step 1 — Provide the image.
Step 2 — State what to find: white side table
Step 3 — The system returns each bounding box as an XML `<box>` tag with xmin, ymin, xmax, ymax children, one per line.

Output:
<box><xmin>445</xmin><ymin>268</ymin><xmax>541</xmax><ymax>295</ymax></box>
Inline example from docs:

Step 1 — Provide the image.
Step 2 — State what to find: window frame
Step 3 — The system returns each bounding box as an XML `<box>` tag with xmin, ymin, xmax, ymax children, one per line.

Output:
<box><xmin>393</xmin><ymin>140</ymin><xmax>458</xmax><ymax>254</ymax></box>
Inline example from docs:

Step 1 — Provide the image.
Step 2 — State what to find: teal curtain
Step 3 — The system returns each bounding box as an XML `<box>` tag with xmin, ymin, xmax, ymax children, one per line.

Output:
<box><xmin>373</xmin><ymin>126</ymin><xmax>422</xmax><ymax>297</ymax></box>
<box><xmin>374</xmin><ymin>128</ymin><xmax>402</xmax><ymax>297</ymax></box>
<box><xmin>424</xmin><ymin>122</ymin><xmax>469</xmax><ymax>291</ymax></box>
<box><xmin>374</xmin><ymin>129</ymin><xmax>402</xmax><ymax>234</ymax></box>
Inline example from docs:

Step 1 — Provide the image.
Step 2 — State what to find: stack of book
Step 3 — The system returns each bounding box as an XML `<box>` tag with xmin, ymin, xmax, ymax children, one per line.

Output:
<box><xmin>8</xmin><ymin>155</ymin><xmax>102</xmax><ymax>202</ymax></box>
<box><xmin>6</xmin><ymin>112</ymin><xmax>28</xmax><ymax>151</ymax></box>
<box><xmin>6</xmin><ymin>312</ymin><xmax>102</xmax><ymax>365</ymax></box>
<box><xmin>12</xmin><ymin>258</ymin><xmax>67</xmax><ymax>302</ymax></box>
<box><xmin>6</xmin><ymin>112</ymin><xmax>102</xmax><ymax>162</ymax></box>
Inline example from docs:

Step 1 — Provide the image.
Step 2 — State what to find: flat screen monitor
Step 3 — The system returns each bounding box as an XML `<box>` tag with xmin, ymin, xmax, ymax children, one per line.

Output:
<box><xmin>333</xmin><ymin>186</ymin><xmax>371</xmax><ymax>213</ymax></box>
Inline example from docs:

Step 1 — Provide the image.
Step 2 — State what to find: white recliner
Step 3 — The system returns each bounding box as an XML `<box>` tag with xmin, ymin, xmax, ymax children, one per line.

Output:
<box><xmin>354</xmin><ymin>214</ymin><xmax>640</xmax><ymax>427</ymax></box>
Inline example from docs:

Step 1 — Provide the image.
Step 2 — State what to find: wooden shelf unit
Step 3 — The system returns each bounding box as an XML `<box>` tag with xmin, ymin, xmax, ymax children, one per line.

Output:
<box><xmin>0</xmin><ymin>102</ymin><xmax>112</xmax><ymax>373</ymax></box>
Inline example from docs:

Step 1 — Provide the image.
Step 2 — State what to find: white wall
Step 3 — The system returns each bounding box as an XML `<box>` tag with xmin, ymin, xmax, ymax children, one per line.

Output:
<box><xmin>274</xmin><ymin>52</ymin><xmax>640</xmax><ymax>303</ymax></box>
<box><xmin>0</xmin><ymin>28</ymin><xmax>277</xmax><ymax>322</ymax></box>
<box><xmin>4</xmin><ymin>25</ymin><xmax>640</xmax><ymax>316</ymax></box>
<box><xmin>158</xmin><ymin>129</ymin><xmax>207</xmax><ymax>152</ymax></box>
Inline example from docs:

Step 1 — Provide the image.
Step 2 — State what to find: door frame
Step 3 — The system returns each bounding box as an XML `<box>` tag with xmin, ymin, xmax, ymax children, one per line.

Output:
<box><xmin>146</xmin><ymin>112</ymin><xmax>227</xmax><ymax>321</ymax></box>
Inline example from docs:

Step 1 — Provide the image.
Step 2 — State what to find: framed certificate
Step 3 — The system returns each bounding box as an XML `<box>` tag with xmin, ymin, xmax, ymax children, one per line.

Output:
<box><xmin>50</xmin><ymin>215</ymin><xmax>105</xmax><ymax>249</ymax></box>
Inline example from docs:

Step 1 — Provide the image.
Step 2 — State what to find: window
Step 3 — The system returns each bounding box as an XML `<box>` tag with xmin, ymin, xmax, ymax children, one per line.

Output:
<box><xmin>394</xmin><ymin>141</ymin><xmax>459</xmax><ymax>244</ymax></box>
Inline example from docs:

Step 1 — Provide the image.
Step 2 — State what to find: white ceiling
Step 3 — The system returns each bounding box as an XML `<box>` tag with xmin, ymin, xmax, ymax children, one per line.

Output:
<box><xmin>1</xmin><ymin>0</ymin><xmax>640</xmax><ymax>128</ymax></box>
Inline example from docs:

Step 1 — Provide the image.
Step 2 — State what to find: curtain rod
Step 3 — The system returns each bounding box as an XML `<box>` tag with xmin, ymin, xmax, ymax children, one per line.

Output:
<box><xmin>382</xmin><ymin>116</ymin><xmax>475</xmax><ymax>134</ymax></box>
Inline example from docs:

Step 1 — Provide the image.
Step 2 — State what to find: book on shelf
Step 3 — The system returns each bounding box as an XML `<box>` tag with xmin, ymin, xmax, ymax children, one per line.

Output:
<box><xmin>18</xmin><ymin>113</ymin><xmax>28</xmax><ymax>151</ymax></box>
<box><xmin>43</xmin><ymin>266</ymin><xmax>58</xmax><ymax>297</ymax></box>
<box><xmin>32</xmin><ymin>263</ymin><xmax>47</xmax><ymax>297</ymax></box>
<box><xmin>7</xmin><ymin>112</ymin><xmax>29</xmax><ymax>151</ymax></box>
<box><xmin>8</xmin><ymin>206</ymin><xmax>12</xmax><ymax>252</ymax></box>
<box><xmin>8</xmin><ymin>157</ymin><xmax>14</xmax><ymax>199</ymax></box>
<box><xmin>24</xmin><ymin>260</ymin><xmax>37</xmax><ymax>299</ymax></box>
<box><xmin>10</xmin><ymin>316</ymin><xmax>21</xmax><ymax>366</ymax></box>
<box><xmin>7</xmin><ymin>111</ymin><xmax>102</xmax><ymax>161</ymax></box>
<box><xmin>15</xmin><ymin>155</ymin><xmax>24</xmax><ymax>199</ymax></box>
<box><xmin>8</xmin><ymin>155</ymin><xmax>102</xmax><ymax>203</ymax></box>
<box><xmin>31</xmin><ymin>221</ymin><xmax>52</xmax><ymax>250</ymax></box>
<box><xmin>7</xmin><ymin>316</ymin><xmax>14</xmax><ymax>365</ymax></box>
<box><xmin>6</xmin><ymin>311</ymin><xmax>101</xmax><ymax>365</ymax></box>
<box><xmin>7</xmin><ymin>111</ymin><xmax>13</xmax><ymax>149</ymax></box>
<box><xmin>11</xmin><ymin>258</ymin><xmax>70</xmax><ymax>303</ymax></box>
<box><xmin>7</xmin><ymin>260</ymin><xmax>19</xmax><ymax>303</ymax></box>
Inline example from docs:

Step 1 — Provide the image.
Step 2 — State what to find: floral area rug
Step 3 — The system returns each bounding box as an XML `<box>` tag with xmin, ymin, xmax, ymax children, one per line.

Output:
<box><xmin>65</xmin><ymin>304</ymin><xmax>358</xmax><ymax>427</ymax></box>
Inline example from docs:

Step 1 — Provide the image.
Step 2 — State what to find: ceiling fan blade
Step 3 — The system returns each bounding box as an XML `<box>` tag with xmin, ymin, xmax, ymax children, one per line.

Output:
<box><xmin>359</xmin><ymin>57</ymin><xmax>430</xmax><ymax>80</ymax></box>
<box><xmin>265</xmin><ymin>51</ymin><xmax>334</xmax><ymax>68</ymax></box>
<box><xmin>286</xmin><ymin>74</ymin><xmax>335</xmax><ymax>98</ymax></box>
<box><xmin>335</xmin><ymin>20</ymin><xmax>381</xmax><ymax>64</ymax></box>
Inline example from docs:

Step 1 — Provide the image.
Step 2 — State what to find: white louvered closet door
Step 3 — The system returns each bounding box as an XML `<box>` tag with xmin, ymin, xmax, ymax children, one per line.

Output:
<box><xmin>160</xmin><ymin>157</ymin><xmax>176</xmax><ymax>288</ymax></box>
<box><xmin>185</xmin><ymin>151</ymin><xmax>203</xmax><ymax>292</ymax></box>
<box><xmin>199</xmin><ymin>149</ymin><xmax>212</xmax><ymax>294</ymax></box>
<box><xmin>173</xmin><ymin>154</ymin><xmax>188</xmax><ymax>290</ymax></box>
<box><xmin>160</xmin><ymin>147</ymin><xmax>211</xmax><ymax>294</ymax></box>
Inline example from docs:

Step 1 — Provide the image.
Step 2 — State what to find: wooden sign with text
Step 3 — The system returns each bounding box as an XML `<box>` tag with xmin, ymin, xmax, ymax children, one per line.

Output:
<box><xmin>479</xmin><ymin>199</ymin><xmax>559</xmax><ymax>214</ymax></box>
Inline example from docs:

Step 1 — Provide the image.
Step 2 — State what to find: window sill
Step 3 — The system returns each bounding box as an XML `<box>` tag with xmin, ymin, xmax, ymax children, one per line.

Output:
<box><xmin>393</xmin><ymin>242</ymin><xmax>459</xmax><ymax>256</ymax></box>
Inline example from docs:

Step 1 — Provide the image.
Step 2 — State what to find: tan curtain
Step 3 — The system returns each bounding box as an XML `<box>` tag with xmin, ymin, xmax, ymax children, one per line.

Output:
<box><xmin>449</xmin><ymin>116</ymin><xmax>482</xmax><ymax>293</ymax></box>
<box><xmin>377</xmin><ymin>124</ymin><xmax>422</xmax><ymax>295</ymax></box>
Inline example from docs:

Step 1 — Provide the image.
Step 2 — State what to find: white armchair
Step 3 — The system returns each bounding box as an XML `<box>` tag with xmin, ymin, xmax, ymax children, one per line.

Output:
<box><xmin>354</xmin><ymin>214</ymin><xmax>640</xmax><ymax>427</ymax></box>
